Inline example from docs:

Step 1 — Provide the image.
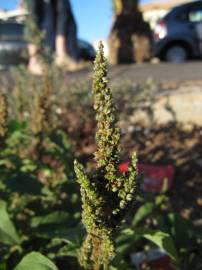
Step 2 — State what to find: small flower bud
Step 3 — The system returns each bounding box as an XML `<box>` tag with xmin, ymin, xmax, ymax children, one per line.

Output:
<box><xmin>112</xmin><ymin>186</ymin><xmax>118</xmax><ymax>192</ymax></box>
<box><xmin>120</xmin><ymin>200</ymin><xmax>126</xmax><ymax>209</ymax></box>
<box><xmin>126</xmin><ymin>194</ymin><xmax>133</xmax><ymax>201</ymax></box>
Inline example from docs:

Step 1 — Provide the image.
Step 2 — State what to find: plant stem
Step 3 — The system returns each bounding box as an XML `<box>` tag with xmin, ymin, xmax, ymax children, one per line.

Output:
<box><xmin>94</xmin><ymin>264</ymin><xmax>100</xmax><ymax>270</ymax></box>
<box><xmin>104</xmin><ymin>263</ymin><xmax>109</xmax><ymax>270</ymax></box>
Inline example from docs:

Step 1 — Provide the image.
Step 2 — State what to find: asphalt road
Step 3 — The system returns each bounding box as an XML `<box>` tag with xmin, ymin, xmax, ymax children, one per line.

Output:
<box><xmin>70</xmin><ymin>61</ymin><xmax>202</xmax><ymax>85</ymax></box>
<box><xmin>1</xmin><ymin>61</ymin><xmax>202</xmax><ymax>85</ymax></box>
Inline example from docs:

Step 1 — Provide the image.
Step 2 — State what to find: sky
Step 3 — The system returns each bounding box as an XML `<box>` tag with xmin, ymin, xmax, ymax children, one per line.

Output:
<box><xmin>0</xmin><ymin>0</ymin><xmax>149</xmax><ymax>42</ymax></box>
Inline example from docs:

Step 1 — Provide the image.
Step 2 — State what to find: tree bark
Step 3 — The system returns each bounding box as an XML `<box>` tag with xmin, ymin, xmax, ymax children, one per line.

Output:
<box><xmin>109</xmin><ymin>0</ymin><xmax>151</xmax><ymax>64</ymax></box>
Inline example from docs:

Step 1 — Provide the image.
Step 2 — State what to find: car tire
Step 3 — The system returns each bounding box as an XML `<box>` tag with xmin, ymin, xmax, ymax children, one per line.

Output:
<box><xmin>165</xmin><ymin>45</ymin><xmax>188</xmax><ymax>63</ymax></box>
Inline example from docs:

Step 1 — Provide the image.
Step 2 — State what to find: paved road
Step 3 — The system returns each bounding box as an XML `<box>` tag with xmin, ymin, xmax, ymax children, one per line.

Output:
<box><xmin>1</xmin><ymin>61</ymin><xmax>202</xmax><ymax>85</ymax></box>
<box><xmin>70</xmin><ymin>61</ymin><xmax>202</xmax><ymax>85</ymax></box>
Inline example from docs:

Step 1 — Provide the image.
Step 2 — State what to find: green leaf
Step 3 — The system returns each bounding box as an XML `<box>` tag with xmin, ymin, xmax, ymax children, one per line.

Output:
<box><xmin>8</xmin><ymin>120</ymin><xmax>28</xmax><ymax>133</ymax></box>
<box><xmin>49</xmin><ymin>130</ymin><xmax>71</xmax><ymax>152</ymax></box>
<box><xmin>57</xmin><ymin>238</ymin><xmax>80</xmax><ymax>257</ymax></box>
<box><xmin>14</xmin><ymin>252</ymin><xmax>59</xmax><ymax>270</ymax></box>
<box><xmin>137</xmin><ymin>228</ymin><xmax>178</xmax><ymax>263</ymax></box>
<box><xmin>6</xmin><ymin>172</ymin><xmax>43</xmax><ymax>195</ymax></box>
<box><xmin>116</xmin><ymin>228</ymin><xmax>141</xmax><ymax>255</ymax></box>
<box><xmin>111</xmin><ymin>255</ymin><xmax>133</xmax><ymax>270</ymax></box>
<box><xmin>132</xmin><ymin>202</ymin><xmax>155</xmax><ymax>226</ymax></box>
<box><xmin>31</xmin><ymin>212</ymin><xmax>70</xmax><ymax>228</ymax></box>
<box><xmin>0</xmin><ymin>200</ymin><xmax>20</xmax><ymax>245</ymax></box>
<box><xmin>109</xmin><ymin>267</ymin><xmax>118</xmax><ymax>270</ymax></box>
<box><xmin>167</xmin><ymin>213</ymin><xmax>191</xmax><ymax>250</ymax></box>
<box><xmin>0</xmin><ymin>263</ymin><xmax>6</xmax><ymax>270</ymax></box>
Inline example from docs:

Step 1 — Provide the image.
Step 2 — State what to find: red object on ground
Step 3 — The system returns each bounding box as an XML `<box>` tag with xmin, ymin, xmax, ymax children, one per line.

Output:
<box><xmin>148</xmin><ymin>255</ymin><xmax>173</xmax><ymax>270</ymax></box>
<box><xmin>131</xmin><ymin>248</ymin><xmax>174</xmax><ymax>270</ymax></box>
<box><xmin>119</xmin><ymin>161</ymin><xmax>175</xmax><ymax>193</ymax></box>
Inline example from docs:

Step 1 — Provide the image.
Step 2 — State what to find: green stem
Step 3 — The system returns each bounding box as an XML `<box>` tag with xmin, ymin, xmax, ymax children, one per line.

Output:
<box><xmin>104</xmin><ymin>263</ymin><xmax>109</xmax><ymax>270</ymax></box>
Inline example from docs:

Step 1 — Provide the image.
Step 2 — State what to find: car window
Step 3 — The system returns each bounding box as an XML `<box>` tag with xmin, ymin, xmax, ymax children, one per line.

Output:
<box><xmin>189</xmin><ymin>9</ymin><xmax>202</xmax><ymax>22</ymax></box>
<box><xmin>0</xmin><ymin>22</ymin><xmax>24</xmax><ymax>40</ymax></box>
<box><xmin>188</xmin><ymin>3</ymin><xmax>202</xmax><ymax>22</ymax></box>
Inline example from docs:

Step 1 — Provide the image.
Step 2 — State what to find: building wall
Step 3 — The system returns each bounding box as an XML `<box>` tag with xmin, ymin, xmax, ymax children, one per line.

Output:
<box><xmin>143</xmin><ymin>9</ymin><xmax>168</xmax><ymax>29</ymax></box>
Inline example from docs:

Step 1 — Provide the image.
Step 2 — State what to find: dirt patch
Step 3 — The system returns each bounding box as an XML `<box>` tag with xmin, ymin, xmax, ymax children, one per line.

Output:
<box><xmin>121</xmin><ymin>123</ymin><xmax>202</xmax><ymax>226</ymax></box>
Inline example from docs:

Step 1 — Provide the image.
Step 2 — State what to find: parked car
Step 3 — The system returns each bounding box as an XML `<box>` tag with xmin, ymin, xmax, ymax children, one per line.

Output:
<box><xmin>153</xmin><ymin>0</ymin><xmax>202</xmax><ymax>62</ymax></box>
<box><xmin>0</xmin><ymin>19</ymin><xmax>95</xmax><ymax>67</ymax></box>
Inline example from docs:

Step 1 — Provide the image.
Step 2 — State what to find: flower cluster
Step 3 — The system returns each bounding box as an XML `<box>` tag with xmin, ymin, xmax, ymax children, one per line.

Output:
<box><xmin>0</xmin><ymin>91</ymin><xmax>7</xmax><ymax>147</ymax></box>
<box><xmin>31</xmin><ymin>70</ymin><xmax>52</xmax><ymax>137</ymax></box>
<box><xmin>74</xmin><ymin>42</ymin><xmax>138</xmax><ymax>269</ymax></box>
<box><xmin>30</xmin><ymin>69</ymin><xmax>53</xmax><ymax>158</ymax></box>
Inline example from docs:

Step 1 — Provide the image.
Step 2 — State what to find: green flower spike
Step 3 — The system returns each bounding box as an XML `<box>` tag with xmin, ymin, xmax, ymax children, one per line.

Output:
<box><xmin>74</xmin><ymin>42</ymin><xmax>138</xmax><ymax>270</ymax></box>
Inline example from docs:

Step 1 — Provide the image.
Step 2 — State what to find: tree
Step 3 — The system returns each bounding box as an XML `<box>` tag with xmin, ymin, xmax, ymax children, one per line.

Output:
<box><xmin>109</xmin><ymin>0</ymin><xmax>151</xmax><ymax>64</ymax></box>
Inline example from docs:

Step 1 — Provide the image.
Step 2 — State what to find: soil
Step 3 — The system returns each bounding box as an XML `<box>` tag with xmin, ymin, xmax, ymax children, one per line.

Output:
<box><xmin>121</xmin><ymin>123</ymin><xmax>202</xmax><ymax>226</ymax></box>
<box><xmin>62</xmin><ymin>74</ymin><xmax>202</xmax><ymax>227</ymax></box>
<box><xmin>67</xmin><ymin>108</ymin><xmax>202</xmax><ymax>226</ymax></box>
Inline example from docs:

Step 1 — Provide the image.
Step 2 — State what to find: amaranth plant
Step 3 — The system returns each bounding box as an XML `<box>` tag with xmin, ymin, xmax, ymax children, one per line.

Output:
<box><xmin>74</xmin><ymin>42</ymin><xmax>138</xmax><ymax>270</ymax></box>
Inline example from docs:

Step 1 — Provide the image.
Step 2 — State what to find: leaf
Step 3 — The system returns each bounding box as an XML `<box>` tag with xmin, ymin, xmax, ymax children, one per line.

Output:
<box><xmin>6</xmin><ymin>172</ymin><xmax>43</xmax><ymax>195</ymax></box>
<box><xmin>137</xmin><ymin>228</ymin><xmax>178</xmax><ymax>263</ymax></box>
<box><xmin>8</xmin><ymin>120</ymin><xmax>28</xmax><ymax>133</ymax></box>
<box><xmin>31</xmin><ymin>212</ymin><xmax>70</xmax><ymax>228</ymax></box>
<box><xmin>57</xmin><ymin>238</ymin><xmax>80</xmax><ymax>257</ymax></box>
<box><xmin>132</xmin><ymin>202</ymin><xmax>155</xmax><ymax>226</ymax></box>
<box><xmin>54</xmin><ymin>226</ymin><xmax>84</xmax><ymax>257</ymax></box>
<box><xmin>111</xmin><ymin>255</ymin><xmax>132</xmax><ymax>270</ymax></box>
<box><xmin>167</xmin><ymin>213</ymin><xmax>191</xmax><ymax>249</ymax></box>
<box><xmin>116</xmin><ymin>228</ymin><xmax>141</xmax><ymax>255</ymax></box>
<box><xmin>0</xmin><ymin>200</ymin><xmax>20</xmax><ymax>245</ymax></box>
<box><xmin>49</xmin><ymin>130</ymin><xmax>71</xmax><ymax>152</ymax></box>
<box><xmin>0</xmin><ymin>263</ymin><xmax>6</xmax><ymax>270</ymax></box>
<box><xmin>14</xmin><ymin>252</ymin><xmax>59</xmax><ymax>270</ymax></box>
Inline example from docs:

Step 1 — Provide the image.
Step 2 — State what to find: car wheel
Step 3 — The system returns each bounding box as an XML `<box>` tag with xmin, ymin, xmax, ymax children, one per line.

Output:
<box><xmin>165</xmin><ymin>45</ymin><xmax>188</xmax><ymax>63</ymax></box>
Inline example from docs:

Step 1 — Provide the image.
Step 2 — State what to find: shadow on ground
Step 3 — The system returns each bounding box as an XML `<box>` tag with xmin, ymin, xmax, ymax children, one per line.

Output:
<box><xmin>122</xmin><ymin>122</ymin><xmax>202</xmax><ymax>226</ymax></box>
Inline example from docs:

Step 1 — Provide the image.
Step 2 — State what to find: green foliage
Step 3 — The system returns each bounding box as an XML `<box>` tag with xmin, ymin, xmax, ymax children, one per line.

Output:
<box><xmin>74</xmin><ymin>42</ymin><xmax>138</xmax><ymax>269</ymax></box>
<box><xmin>0</xmin><ymin>200</ymin><xmax>20</xmax><ymax>246</ymax></box>
<box><xmin>0</xmin><ymin>70</ymin><xmax>81</xmax><ymax>269</ymax></box>
<box><xmin>14</xmin><ymin>252</ymin><xmax>58</xmax><ymax>270</ymax></box>
<box><xmin>132</xmin><ymin>202</ymin><xmax>155</xmax><ymax>227</ymax></box>
<box><xmin>137</xmin><ymin>228</ymin><xmax>178</xmax><ymax>263</ymax></box>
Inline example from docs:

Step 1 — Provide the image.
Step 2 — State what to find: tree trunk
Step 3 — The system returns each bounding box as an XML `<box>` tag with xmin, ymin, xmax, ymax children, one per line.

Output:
<box><xmin>109</xmin><ymin>0</ymin><xmax>151</xmax><ymax>64</ymax></box>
